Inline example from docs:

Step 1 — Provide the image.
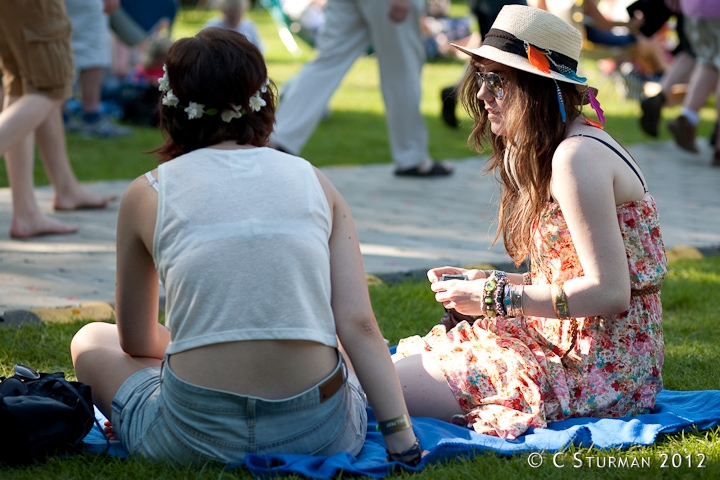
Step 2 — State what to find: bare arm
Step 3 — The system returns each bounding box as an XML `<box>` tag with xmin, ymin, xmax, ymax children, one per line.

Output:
<box><xmin>115</xmin><ymin>173</ymin><xmax>170</xmax><ymax>358</ymax></box>
<box><xmin>521</xmin><ymin>137</ymin><xmax>632</xmax><ymax>318</ymax></box>
<box><xmin>315</xmin><ymin>168</ymin><xmax>417</xmax><ymax>455</ymax></box>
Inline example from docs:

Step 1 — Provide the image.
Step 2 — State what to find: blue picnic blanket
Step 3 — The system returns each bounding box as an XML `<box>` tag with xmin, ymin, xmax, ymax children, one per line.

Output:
<box><xmin>83</xmin><ymin>389</ymin><xmax>720</xmax><ymax>478</ymax></box>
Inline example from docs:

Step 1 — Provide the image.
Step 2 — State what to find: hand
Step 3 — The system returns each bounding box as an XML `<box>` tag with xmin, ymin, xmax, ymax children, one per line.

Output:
<box><xmin>428</xmin><ymin>266</ymin><xmax>489</xmax><ymax>282</ymax></box>
<box><xmin>427</xmin><ymin>266</ymin><xmax>467</xmax><ymax>283</ymax></box>
<box><xmin>103</xmin><ymin>0</ymin><xmax>120</xmax><ymax>15</ymax></box>
<box><xmin>388</xmin><ymin>0</ymin><xmax>410</xmax><ymax>23</ymax></box>
<box><xmin>431</xmin><ymin>276</ymin><xmax>485</xmax><ymax>316</ymax></box>
<box><xmin>628</xmin><ymin>11</ymin><xmax>644</xmax><ymax>33</ymax></box>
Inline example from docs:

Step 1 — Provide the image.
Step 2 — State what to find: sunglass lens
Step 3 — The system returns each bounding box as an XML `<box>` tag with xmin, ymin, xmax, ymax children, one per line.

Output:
<box><xmin>476</xmin><ymin>72</ymin><xmax>504</xmax><ymax>99</ymax></box>
<box><xmin>485</xmin><ymin>73</ymin><xmax>503</xmax><ymax>98</ymax></box>
<box><xmin>14</xmin><ymin>364</ymin><xmax>40</xmax><ymax>381</ymax></box>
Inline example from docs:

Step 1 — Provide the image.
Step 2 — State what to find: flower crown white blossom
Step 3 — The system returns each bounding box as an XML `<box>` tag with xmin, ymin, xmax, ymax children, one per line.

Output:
<box><xmin>158</xmin><ymin>64</ymin><xmax>269</xmax><ymax>122</ymax></box>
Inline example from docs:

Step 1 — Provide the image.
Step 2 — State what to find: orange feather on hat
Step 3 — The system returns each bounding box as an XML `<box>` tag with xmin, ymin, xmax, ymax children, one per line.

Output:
<box><xmin>526</xmin><ymin>44</ymin><xmax>550</xmax><ymax>74</ymax></box>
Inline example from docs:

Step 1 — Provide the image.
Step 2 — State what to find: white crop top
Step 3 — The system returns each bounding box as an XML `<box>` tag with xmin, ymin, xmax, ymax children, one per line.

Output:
<box><xmin>151</xmin><ymin>147</ymin><xmax>337</xmax><ymax>354</ymax></box>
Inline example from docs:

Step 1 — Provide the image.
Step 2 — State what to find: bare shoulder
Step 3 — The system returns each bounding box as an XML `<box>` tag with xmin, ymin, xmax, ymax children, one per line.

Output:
<box><xmin>312</xmin><ymin>167</ymin><xmax>342</xmax><ymax>209</ymax></box>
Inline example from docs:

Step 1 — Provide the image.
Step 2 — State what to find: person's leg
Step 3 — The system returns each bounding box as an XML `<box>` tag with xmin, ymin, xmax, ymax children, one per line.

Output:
<box><xmin>392</xmin><ymin>353</ymin><xmax>465</xmax><ymax>420</ymax></box>
<box><xmin>79</xmin><ymin>67</ymin><xmax>104</xmax><ymax>118</ymax></box>
<box><xmin>363</xmin><ymin>0</ymin><xmax>443</xmax><ymax>173</ymax></box>
<box><xmin>269</xmin><ymin>0</ymin><xmax>369</xmax><ymax>154</ymax></box>
<box><xmin>669</xmin><ymin>16</ymin><xmax>720</xmax><ymax>152</ymax></box>
<box><xmin>34</xmin><ymin>103</ymin><xmax>116</xmax><ymax>210</ymax></box>
<box><xmin>71</xmin><ymin>322</ymin><xmax>164</xmax><ymax>418</ymax></box>
<box><xmin>660</xmin><ymin>51</ymin><xmax>695</xmax><ymax>99</ymax></box>
<box><xmin>1</xmin><ymin>94</ymin><xmax>80</xmax><ymax>237</ymax></box>
<box><xmin>640</xmin><ymin>51</ymin><xmax>695</xmax><ymax>137</ymax></box>
<box><xmin>669</xmin><ymin>63</ymin><xmax>719</xmax><ymax>152</ymax></box>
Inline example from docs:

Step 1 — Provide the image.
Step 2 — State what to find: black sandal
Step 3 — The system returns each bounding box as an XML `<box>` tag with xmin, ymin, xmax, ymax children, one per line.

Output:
<box><xmin>395</xmin><ymin>161</ymin><xmax>453</xmax><ymax>177</ymax></box>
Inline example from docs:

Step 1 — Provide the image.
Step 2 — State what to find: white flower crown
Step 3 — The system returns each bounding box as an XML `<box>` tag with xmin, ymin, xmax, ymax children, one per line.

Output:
<box><xmin>158</xmin><ymin>65</ymin><xmax>269</xmax><ymax>122</ymax></box>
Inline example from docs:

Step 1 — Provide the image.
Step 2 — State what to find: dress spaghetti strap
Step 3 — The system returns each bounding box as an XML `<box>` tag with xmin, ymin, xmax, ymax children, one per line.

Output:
<box><xmin>569</xmin><ymin>134</ymin><xmax>647</xmax><ymax>193</ymax></box>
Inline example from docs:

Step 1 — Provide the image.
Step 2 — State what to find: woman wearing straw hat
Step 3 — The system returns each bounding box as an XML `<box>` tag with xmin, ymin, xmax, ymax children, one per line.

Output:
<box><xmin>391</xmin><ymin>5</ymin><xmax>667</xmax><ymax>439</ymax></box>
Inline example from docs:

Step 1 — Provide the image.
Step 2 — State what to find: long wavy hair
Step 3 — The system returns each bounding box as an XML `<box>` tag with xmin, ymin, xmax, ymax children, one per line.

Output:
<box><xmin>460</xmin><ymin>60</ymin><xmax>586</xmax><ymax>265</ymax></box>
<box><xmin>152</xmin><ymin>27</ymin><xmax>276</xmax><ymax>162</ymax></box>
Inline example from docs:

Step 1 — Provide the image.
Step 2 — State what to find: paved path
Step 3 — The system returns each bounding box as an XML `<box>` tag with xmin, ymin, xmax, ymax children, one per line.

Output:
<box><xmin>1</xmin><ymin>140</ymin><xmax>720</xmax><ymax>315</ymax></box>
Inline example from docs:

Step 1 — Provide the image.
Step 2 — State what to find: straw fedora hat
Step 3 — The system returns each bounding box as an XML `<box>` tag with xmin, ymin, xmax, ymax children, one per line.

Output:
<box><xmin>453</xmin><ymin>5</ymin><xmax>588</xmax><ymax>88</ymax></box>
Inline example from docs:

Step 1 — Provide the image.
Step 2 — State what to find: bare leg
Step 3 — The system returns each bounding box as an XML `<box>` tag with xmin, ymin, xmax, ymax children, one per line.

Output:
<box><xmin>4</xmin><ymin>131</ymin><xmax>79</xmax><ymax>238</ymax></box>
<box><xmin>71</xmin><ymin>322</ymin><xmax>164</xmax><ymax>418</ymax></box>
<box><xmin>392</xmin><ymin>353</ymin><xmax>465</xmax><ymax>421</ymax></box>
<box><xmin>2</xmin><ymin>95</ymin><xmax>82</xmax><ymax>238</ymax></box>
<box><xmin>34</xmin><ymin>105</ymin><xmax>116</xmax><ymax>210</ymax></box>
<box><xmin>660</xmin><ymin>51</ymin><xmax>695</xmax><ymax>99</ymax></box>
<box><xmin>0</xmin><ymin>93</ymin><xmax>57</xmax><ymax>153</ymax></box>
<box><xmin>78</xmin><ymin>67</ymin><xmax>104</xmax><ymax>115</ymax></box>
<box><xmin>683</xmin><ymin>64</ymin><xmax>719</xmax><ymax>112</ymax></box>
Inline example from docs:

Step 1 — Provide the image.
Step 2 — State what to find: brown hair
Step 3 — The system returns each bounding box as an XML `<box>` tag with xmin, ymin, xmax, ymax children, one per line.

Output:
<box><xmin>153</xmin><ymin>27</ymin><xmax>276</xmax><ymax>162</ymax></box>
<box><xmin>460</xmin><ymin>61</ymin><xmax>585</xmax><ymax>265</ymax></box>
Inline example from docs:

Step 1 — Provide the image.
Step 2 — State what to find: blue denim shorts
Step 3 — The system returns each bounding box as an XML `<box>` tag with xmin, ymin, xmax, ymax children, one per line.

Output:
<box><xmin>111</xmin><ymin>353</ymin><xmax>367</xmax><ymax>466</ymax></box>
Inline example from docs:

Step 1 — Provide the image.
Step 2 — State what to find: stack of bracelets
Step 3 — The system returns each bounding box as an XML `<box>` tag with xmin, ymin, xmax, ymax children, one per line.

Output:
<box><xmin>377</xmin><ymin>414</ymin><xmax>423</xmax><ymax>465</ymax></box>
<box><xmin>481</xmin><ymin>270</ymin><xmax>526</xmax><ymax>318</ymax></box>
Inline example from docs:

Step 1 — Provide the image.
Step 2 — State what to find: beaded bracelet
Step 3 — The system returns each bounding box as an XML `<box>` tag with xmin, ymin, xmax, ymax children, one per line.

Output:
<box><xmin>386</xmin><ymin>437</ymin><xmax>423</xmax><ymax>466</ymax></box>
<box><xmin>482</xmin><ymin>271</ymin><xmax>508</xmax><ymax>317</ymax></box>
<box><xmin>551</xmin><ymin>282</ymin><xmax>571</xmax><ymax>319</ymax></box>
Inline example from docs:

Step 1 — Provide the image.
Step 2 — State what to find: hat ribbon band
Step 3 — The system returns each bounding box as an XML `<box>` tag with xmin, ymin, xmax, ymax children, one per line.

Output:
<box><xmin>483</xmin><ymin>29</ymin><xmax>580</xmax><ymax>77</ymax></box>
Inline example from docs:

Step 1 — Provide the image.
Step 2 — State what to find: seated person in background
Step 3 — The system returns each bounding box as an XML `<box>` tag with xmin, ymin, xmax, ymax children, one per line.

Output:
<box><xmin>538</xmin><ymin>0</ymin><xmax>668</xmax><ymax>78</ymax></box>
<box><xmin>392</xmin><ymin>5</ymin><xmax>666</xmax><ymax>439</ymax></box>
<box><xmin>423</xmin><ymin>0</ymin><xmax>477</xmax><ymax>61</ymax></box>
<box><xmin>118</xmin><ymin>33</ymin><xmax>174</xmax><ymax>125</ymax></box>
<box><xmin>70</xmin><ymin>27</ymin><xmax>421</xmax><ymax>467</ymax></box>
<box><xmin>204</xmin><ymin>0</ymin><xmax>264</xmax><ymax>51</ymax></box>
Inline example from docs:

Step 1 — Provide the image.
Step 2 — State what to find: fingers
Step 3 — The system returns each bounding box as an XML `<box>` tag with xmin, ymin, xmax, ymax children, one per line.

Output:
<box><xmin>427</xmin><ymin>266</ymin><xmax>465</xmax><ymax>283</ymax></box>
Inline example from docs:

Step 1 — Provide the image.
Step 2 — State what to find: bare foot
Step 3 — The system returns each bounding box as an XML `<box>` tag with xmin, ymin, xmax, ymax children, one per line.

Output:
<box><xmin>53</xmin><ymin>188</ymin><xmax>116</xmax><ymax>211</ymax></box>
<box><xmin>103</xmin><ymin>419</ymin><xmax>118</xmax><ymax>441</ymax></box>
<box><xmin>10</xmin><ymin>213</ymin><xmax>79</xmax><ymax>239</ymax></box>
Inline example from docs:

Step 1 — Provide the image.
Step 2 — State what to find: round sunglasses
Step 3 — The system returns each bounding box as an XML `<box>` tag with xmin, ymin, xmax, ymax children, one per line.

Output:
<box><xmin>475</xmin><ymin>72</ymin><xmax>504</xmax><ymax>99</ymax></box>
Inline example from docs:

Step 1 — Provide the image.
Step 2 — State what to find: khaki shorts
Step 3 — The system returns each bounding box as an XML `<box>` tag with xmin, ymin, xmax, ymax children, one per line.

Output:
<box><xmin>0</xmin><ymin>0</ymin><xmax>74</xmax><ymax>100</ymax></box>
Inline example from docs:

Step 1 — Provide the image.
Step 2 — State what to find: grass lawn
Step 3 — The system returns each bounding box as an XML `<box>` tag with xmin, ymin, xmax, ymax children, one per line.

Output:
<box><xmin>1</xmin><ymin>2</ymin><xmax>719</xmax><ymax>478</ymax></box>
<box><xmin>1</xmin><ymin>255</ymin><xmax>720</xmax><ymax>478</ymax></box>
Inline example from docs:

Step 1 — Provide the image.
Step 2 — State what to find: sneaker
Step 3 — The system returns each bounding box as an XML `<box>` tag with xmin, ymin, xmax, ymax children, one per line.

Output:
<box><xmin>667</xmin><ymin>115</ymin><xmax>698</xmax><ymax>153</ymax></box>
<box><xmin>76</xmin><ymin>116</ymin><xmax>131</xmax><ymax>138</ymax></box>
<box><xmin>639</xmin><ymin>93</ymin><xmax>664</xmax><ymax>137</ymax></box>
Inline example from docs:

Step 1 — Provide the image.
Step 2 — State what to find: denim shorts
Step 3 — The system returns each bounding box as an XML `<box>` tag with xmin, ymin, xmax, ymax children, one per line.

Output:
<box><xmin>110</xmin><ymin>353</ymin><xmax>367</xmax><ymax>466</ymax></box>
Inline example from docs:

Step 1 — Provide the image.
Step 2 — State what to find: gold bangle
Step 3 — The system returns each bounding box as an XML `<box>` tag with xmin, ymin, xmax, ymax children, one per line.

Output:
<box><xmin>551</xmin><ymin>282</ymin><xmax>571</xmax><ymax>319</ymax></box>
<box><xmin>377</xmin><ymin>413</ymin><xmax>412</xmax><ymax>435</ymax></box>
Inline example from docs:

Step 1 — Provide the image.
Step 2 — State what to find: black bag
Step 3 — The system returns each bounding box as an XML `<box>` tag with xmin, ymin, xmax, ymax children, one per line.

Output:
<box><xmin>0</xmin><ymin>367</ymin><xmax>99</xmax><ymax>465</ymax></box>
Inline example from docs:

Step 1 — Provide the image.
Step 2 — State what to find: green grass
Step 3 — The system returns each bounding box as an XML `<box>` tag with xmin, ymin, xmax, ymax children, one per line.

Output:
<box><xmin>2</xmin><ymin>255</ymin><xmax>720</xmax><ymax>479</ymax></box>
<box><xmin>1</xmin><ymin>3</ymin><xmax>716</xmax><ymax>187</ymax></box>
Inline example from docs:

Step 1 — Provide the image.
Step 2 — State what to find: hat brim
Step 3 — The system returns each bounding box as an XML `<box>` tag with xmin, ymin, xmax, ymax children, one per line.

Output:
<box><xmin>452</xmin><ymin>43</ymin><xmax>599</xmax><ymax>100</ymax></box>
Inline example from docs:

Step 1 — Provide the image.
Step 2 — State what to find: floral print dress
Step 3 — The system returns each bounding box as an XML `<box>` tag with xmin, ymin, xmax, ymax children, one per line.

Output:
<box><xmin>395</xmin><ymin>194</ymin><xmax>667</xmax><ymax>439</ymax></box>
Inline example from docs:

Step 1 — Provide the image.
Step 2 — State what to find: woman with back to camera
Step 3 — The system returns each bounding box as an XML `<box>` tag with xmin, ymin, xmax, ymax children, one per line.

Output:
<box><xmin>70</xmin><ymin>27</ymin><xmax>421</xmax><ymax>466</ymax></box>
<box><xmin>392</xmin><ymin>5</ymin><xmax>667</xmax><ymax>439</ymax></box>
